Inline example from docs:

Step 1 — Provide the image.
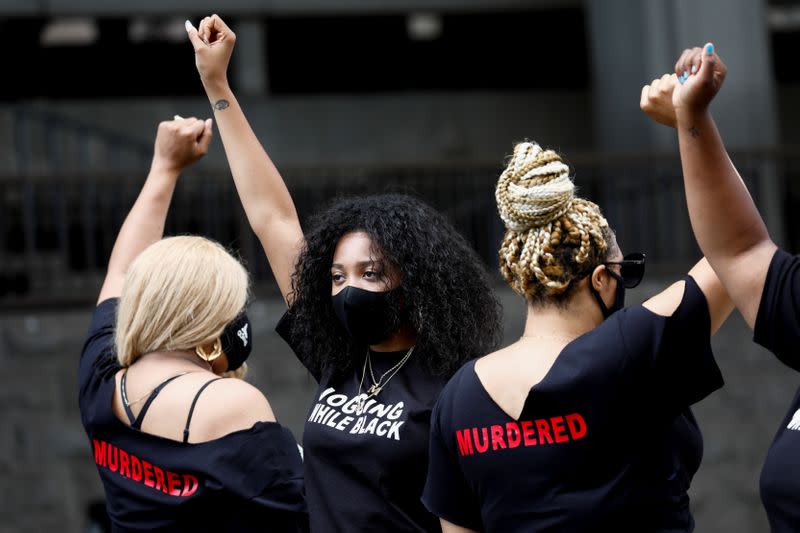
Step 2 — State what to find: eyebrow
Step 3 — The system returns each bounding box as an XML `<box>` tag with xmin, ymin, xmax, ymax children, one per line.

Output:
<box><xmin>331</xmin><ymin>260</ymin><xmax>381</xmax><ymax>270</ymax></box>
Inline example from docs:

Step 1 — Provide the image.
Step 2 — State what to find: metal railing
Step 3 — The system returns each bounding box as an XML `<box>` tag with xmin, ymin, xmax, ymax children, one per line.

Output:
<box><xmin>2</xmin><ymin>149</ymin><xmax>798</xmax><ymax>309</ymax></box>
<box><xmin>11</xmin><ymin>106</ymin><xmax>153</xmax><ymax>176</ymax></box>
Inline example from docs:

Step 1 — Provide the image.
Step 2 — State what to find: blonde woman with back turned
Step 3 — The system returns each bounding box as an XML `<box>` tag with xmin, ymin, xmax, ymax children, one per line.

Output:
<box><xmin>78</xmin><ymin>117</ymin><xmax>307</xmax><ymax>532</ymax></box>
<box><xmin>423</xmin><ymin>133</ymin><xmax>734</xmax><ymax>532</ymax></box>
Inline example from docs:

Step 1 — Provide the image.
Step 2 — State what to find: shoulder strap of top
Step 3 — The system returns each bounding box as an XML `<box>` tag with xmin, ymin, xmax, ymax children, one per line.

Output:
<box><xmin>120</xmin><ymin>370</ymin><xmax>136</xmax><ymax>425</ymax></box>
<box><xmin>183</xmin><ymin>378</ymin><xmax>225</xmax><ymax>443</ymax></box>
<box><xmin>126</xmin><ymin>373</ymin><xmax>189</xmax><ymax>430</ymax></box>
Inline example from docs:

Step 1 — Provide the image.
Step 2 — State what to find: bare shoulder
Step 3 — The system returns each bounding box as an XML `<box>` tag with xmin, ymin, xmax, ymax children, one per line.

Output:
<box><xmin>211</xmin><ymin>379</ymin><xmax>276</xmax><ymax>422</ymax></box>
<box><xmin>189</xmin><ymin>378</ymin><xmax>276</xmax><ymax>442</ymax></box>
<box><xmin>475</xmin><ymin>344</ymin><xmax>517</xmax><ymax>371</ymax></box>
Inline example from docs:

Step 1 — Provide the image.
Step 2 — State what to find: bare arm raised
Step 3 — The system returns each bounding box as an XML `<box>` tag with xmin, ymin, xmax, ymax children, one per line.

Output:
<box><xmin>639</xmin><ymin>72</ymin><xmax>734</xmax><ymax>333</ymax></box>
<box><xmin>98</xmin><ymin>116</ymin><xmax>213</xmax><ymax>304</ymax></box>
<box><xmin>667</xmin><ymin>43</ymin><xmax>776</xmax><ymax>329</ymax></box>
<box><xmin>186</xmin><ymin>15</ymin><xmax>303</xmax><ymax>305</ymax></box>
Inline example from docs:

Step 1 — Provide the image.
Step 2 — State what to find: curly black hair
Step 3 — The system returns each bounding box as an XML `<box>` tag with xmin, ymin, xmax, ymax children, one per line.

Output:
<box><xmin>287</xmin><ymin>193</ymin><xmax>503</xmax><ymax>379</ymax></box>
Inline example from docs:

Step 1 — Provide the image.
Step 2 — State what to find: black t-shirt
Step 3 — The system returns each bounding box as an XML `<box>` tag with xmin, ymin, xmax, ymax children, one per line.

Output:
<box><xmin>276</xmin><ymin>312</ymin><xmax>445</xmax><ymax>532</ymax></box>
<box><xmin>79</xmin><ymin>299</ymin><xmax>308</xmax><ymax>532</ymax></box>
<box><xmin>423</xmin><ymin>276</ymin><xmax>723</xmax><ymax>533</ymax></box>
<box><xmin>755</xmin><ymin>249</ymin><xmax>800</xmax><ymax>532</ymax></box>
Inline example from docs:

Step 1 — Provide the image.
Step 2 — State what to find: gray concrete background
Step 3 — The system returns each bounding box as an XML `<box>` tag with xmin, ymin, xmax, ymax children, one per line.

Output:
<box><xmin>0</xmin><ymin>278</ymin><xmax>794</xmax><ymax>532</ymax></box>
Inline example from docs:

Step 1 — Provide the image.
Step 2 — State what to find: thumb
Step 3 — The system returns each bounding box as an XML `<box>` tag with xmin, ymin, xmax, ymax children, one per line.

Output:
<box><xmin>696</xmin><ymin>42</ymin><xmax>716</xmax><ymax>86</ymax></box>
<box><xmin>185</xmin><ymin>20</ymin><xmax>205</xmax><ymax>51</ymax></box>
<box><xmin>197</xmin><ymin>118</ymin><xmax>214</xmax><ymax>153</ymax></box>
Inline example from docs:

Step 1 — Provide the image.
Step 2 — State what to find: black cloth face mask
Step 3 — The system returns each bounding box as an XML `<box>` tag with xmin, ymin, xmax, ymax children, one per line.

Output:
<box><xmin>219</xmin><ymin>312</ymin><xmax>252</xmax><ymax>371</ymax></box>
<box><xmin>591</xmin><ymin>269</ymin><xmax>626</xmax><ymax>319</ymax></box>
<box><xmin>332</xmin><ymin>286</ymin><xmax>402</xmax><ymax>345</ymax></box>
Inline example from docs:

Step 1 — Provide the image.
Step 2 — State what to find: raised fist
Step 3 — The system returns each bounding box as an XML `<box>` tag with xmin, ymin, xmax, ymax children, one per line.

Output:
<box><xmin>152</xmin><ymin>116</ymin><xmax>213</xmax><ymax>174</ymax></box>
<box><xmin>185</xmin><ymin>15</ymin><xmax>237</xmax><ymax>89</ymax></box>
<box><xmin>672</xmin><ymin>43</ymin><xmax>727</xmax><ymax>115</ymax></box>
<box><xmin>640</xmin><ymin>73</ymin><xmax>680</xmax><ymax>128</ymax></box>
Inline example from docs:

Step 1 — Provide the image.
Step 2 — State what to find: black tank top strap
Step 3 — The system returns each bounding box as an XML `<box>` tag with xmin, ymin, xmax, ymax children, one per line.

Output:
<box><xmin>183</xmin><ymin>377</ymin><xmax>225</xmax><ymax>443</ymax></box>
<box><xmin>123</xmin><ymin>372</ymin><xmax>190</xmax><ymax>430</ymax></box>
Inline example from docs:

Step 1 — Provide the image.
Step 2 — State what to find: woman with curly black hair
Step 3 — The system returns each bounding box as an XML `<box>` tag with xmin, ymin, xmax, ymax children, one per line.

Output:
<box><xmin>286</xmin><ymin>194</ymin><xmax>500</xmax><ymax>380</ymax></box>
<box><xmin>186</xmin><ymin>15</ymin><xmax>502</xmax><ymax>532</ymax></box>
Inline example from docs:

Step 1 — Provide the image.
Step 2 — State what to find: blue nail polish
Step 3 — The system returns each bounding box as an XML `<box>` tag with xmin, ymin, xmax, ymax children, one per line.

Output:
<box><xmin>691</xmin><ymin>65</ymin><xmax>697</xmax><ymax>74</ymax></box>
<box><xmin>683</xmin><ymin>70</ymin><xmax>689</xmax><ymax>79</ymax></box>
<box><xmin>705</xmin><ymin>43</ymin><xmax>714</xmax><ymax>55</ymax></box>
<box><xmin>679</xmin><ymin>75</ymin><xmax>685</xmax><ymax>85</ymax></box>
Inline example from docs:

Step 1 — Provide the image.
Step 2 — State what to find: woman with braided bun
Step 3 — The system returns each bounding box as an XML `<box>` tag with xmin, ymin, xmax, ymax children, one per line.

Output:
<box><xmin>423</xmin><ymin>141</ymin><xmax>734</xmax><ymax>532</ymax></box>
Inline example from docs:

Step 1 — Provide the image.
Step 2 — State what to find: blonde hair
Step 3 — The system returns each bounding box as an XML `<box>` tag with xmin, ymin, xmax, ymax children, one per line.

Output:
<box><xmin>496</xmin><ymin>142</ymin><xmax>612</xmax><ymax>304</ymax></box>
<box><xmin>115</xmin><ymin>236</ymin><xmax>250</xmax><ymax>373</ymax></box>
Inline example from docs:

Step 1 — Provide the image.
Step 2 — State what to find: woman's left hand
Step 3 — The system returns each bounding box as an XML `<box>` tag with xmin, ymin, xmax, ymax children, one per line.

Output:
<box><xmin>640</xmin><ymin>73</ymin><xmax>679</xmax><ymax>128</ymax></box>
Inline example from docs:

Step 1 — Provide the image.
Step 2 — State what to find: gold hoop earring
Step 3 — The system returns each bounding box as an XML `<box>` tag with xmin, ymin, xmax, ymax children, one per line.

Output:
<box><xmin>195</xmin><ymin>339</ymin><xmax>222</xmax><ymax>363</ymax></box>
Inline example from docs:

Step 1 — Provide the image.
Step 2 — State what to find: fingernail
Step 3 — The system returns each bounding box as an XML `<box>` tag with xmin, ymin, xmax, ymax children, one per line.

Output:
<box><xmin>683</xmin><ymin>70</ymin><xmax>689</xmax><ymax>80</ymax></box>
<box><xmin>185</xmin><ymin>20</ymin><xmax>192</xmax><ymax>32</ymax></box>
<box><xmin>705</xmin><ymin>43</ymin><xmax>714</xmax><ymax>55</ymax></box>
<box><xmin>691</xmin><ymin>65</ymin><xmax>697</xmax><ymax>74</ymax></box>
<box><xmin>679</xmin><ymin>75</ymin><xmax>685</xmax><ymax>85</ymax></box>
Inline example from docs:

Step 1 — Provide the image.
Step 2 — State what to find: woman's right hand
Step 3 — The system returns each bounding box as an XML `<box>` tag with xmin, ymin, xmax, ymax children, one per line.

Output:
<box><xmin>672</xmin><ymin>42</ymin><xmax>727</xmax><ymax>117</ymax></box>
<box><xmin>185</xmin><ymin>15</ymin><xmax>236</xmax><ymax>91</ymax></box>
<box><xmin>152</xmin><ymin>116</ymin><xmax>213</xmax><ymax>175</ymax></box>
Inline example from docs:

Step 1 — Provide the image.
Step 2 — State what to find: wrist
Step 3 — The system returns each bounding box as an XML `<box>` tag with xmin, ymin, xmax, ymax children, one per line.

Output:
<box><xmin>202</xmin><ymin>76</ymin><xmax>231</xmax><ymax>99</ymax></box>
<box><xmin>675</xmin><ymin>106</ymin><xmax>710</xmax><ymax>126</ymax></box>
<box><xmin>149</xmin><ymin>159</ymin><xmax>182</xmax><ymax>181</ymax></box>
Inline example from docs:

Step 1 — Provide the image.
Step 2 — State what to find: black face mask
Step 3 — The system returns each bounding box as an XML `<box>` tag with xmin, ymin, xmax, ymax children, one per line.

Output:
<box><xmin>332</xmin><ymin>286</ymin><xmax>401</xmax><ymax>345</ymax></box>
<box><xmin>591</xmin><ymin>269</ymin><xmax>626</xmax><ymax>319</ymax></box>
<box><xmin>219</xmin><ymin>312</ymin><xmax>252</xmax><ymax>371</ymax></box>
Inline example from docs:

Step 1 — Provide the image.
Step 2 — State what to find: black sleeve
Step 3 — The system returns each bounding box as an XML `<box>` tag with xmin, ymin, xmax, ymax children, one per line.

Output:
<box><xmin>220</xmin><ymin>425</ymin><xmax>309</xmax><ymax>532</ymax></box>
<box><xmin>422</xmin><ymin>397</ymin><xmax>484</xmax><ymax>531</ymax></box>
<box><xmin>275</xmin><ymin>310</ymin><xmax>322</xmax><ymax>382</ymax></box>
<box><xmin>754</xmin><ymin>249</ymin><xmax>800</xmax><ymax>371</ymax></box>
<box><xmin>79</xmin><ymin>298</ymin><xmax>119</xmax><ymax>393</ymax></box>
<box><xmin>618</xmin><ymin>275</ymin><xmax>724</xmax><ymax>414</ymax></box>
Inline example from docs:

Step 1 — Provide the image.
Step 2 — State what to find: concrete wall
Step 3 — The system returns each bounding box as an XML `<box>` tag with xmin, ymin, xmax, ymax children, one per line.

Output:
<box><xmin>0</xmin><ymin>280</ymin><xmax>792</xmax><ymax>532</ymax></box>
<box><xmin>0</xmin><ymin>91</ymin><xmax>593</xmax><ymax>176</ymax></box>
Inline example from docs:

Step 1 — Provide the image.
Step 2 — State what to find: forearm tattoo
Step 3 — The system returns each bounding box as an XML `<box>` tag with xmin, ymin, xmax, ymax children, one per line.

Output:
<box><xmin>213</xmin><ymin>99</ymin><xmax>230</xmax><ymax>111</ymax></box>
<box><xmin>688</xmin><ymin>126</ymin><xmax>700</xmax><ymax>138</ymax></box>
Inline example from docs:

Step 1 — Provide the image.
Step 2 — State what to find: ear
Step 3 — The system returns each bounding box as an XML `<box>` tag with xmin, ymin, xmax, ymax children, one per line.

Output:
<box><xmin>590</xmin><ymin>264</ymin><xmax>609</xmax><ymax>292</ymax></box>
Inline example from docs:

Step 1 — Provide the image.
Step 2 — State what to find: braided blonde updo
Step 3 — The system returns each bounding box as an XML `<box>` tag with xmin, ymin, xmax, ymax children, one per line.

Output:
<box><xmin>496</xmin><ymin>142</ymin><xmax>613</xmax><ymax>304</ymax></box>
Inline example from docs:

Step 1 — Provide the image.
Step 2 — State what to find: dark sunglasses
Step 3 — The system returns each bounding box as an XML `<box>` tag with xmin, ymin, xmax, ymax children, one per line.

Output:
<box><xmin>602</xmin><ymin>252</ymin><xmax>646</xmax><ymax>289</ymax></box>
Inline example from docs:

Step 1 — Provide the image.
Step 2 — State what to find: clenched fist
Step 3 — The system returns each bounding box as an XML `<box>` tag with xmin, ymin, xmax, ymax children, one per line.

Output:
<box><xmin>640</xmin><ymin>73</ymin><xmax>679</xmax><ymax>128</ymax></box>
<box><xmin>152</xmin><ymin>116</ymin><xmax>213</xmax><ymax>174</ymax></box>
<box><xmin>672</xmin><ymin>43</ymin><xmax>727</xmax><ymax>116</ymax></box>
<box><xmin>185</xmin><ymin>15</ymin><xmax>236</xmax><ymax>91</ymax></box>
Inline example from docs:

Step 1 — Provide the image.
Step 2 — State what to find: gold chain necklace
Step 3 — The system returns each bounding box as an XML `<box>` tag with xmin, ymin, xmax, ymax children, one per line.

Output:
<box><xmin>357</xmin><ymin>346</ymin><xmax>415</xmax><ymax>412</ymax></box>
